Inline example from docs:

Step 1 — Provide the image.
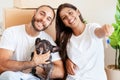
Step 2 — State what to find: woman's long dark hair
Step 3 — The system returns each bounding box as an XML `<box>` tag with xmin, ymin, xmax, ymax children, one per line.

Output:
<box><xmin>55</xmin><ymin>3</ymin><xmax>85</xmax><ymax>79</ymax></box>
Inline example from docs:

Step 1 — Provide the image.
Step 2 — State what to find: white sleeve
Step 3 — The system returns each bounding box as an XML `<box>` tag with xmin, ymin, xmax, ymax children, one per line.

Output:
<box><xmin>0</xmin><ymin>29</ymin><xmax>17</xmax><ymax>51</ymax></box>
<box><xmin>51</xmin><ymin>52</ymin><xmax>61</xmax><ymax>61</ymax></box>
<box><xmin>88</xmin><ymin>23</ymin><xmax>101</xmax><ymax>38</ymax></box>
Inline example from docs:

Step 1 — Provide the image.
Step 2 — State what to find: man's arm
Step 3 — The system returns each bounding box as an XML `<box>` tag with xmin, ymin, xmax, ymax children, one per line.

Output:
<box><xmin>0</xmin><ymin>48</ymin><xmax>50</xmax><ymax>73</ymax></box>
<box><xmin>50</xmin><ymin>60</ymin><xmax>64</xmax><ymax>78</ymax></box>
<box><xmin>35</xmin><ymin>59</ymin><xmax>64</xmax><ymax>79</ymax></box>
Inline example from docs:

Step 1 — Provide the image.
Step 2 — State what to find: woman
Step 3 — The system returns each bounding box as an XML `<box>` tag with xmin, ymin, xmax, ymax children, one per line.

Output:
<box><xmin>55</xmin><ymin>3</ymin><xmax>114</xmax><ymax>80</ymax></box>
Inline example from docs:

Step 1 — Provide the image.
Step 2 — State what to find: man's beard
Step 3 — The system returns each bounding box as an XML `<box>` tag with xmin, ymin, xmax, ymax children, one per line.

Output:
<box><xmin>31</xmin><ymin>16</ymin><xmax>49</xmax><ymax>32</ymax></box>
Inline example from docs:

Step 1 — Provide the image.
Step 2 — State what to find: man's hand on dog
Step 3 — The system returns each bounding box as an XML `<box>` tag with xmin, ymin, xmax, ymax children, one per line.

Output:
<box><xmin>32</xmin><ymin>50</ymin><xmax>50</xmax><ymax>66</ymax></box>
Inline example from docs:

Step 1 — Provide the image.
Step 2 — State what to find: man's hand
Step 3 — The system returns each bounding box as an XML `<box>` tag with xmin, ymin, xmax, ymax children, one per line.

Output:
<box><xmin>32</xmin><ymin>50</ymin><xmax>50</xmax><ymax>66</ymax></box>
<box><xmin>66</xmin><ymin>59</ymin><xmax>77</xmax><ymax>75</ymax></box>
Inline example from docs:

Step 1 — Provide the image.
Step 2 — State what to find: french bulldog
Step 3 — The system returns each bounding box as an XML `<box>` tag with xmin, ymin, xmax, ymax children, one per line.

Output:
<box><xmin>31</xmin><ymin>38</ymin><xmax>60</xmax><ymax>80</ymax></box>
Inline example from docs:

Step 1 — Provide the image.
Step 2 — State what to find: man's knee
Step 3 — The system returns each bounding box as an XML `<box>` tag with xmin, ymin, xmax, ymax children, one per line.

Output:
<box><xmin>0</xmin><ymin>71</ymin><xmax>20</xmax><ymax>80</ymax></box>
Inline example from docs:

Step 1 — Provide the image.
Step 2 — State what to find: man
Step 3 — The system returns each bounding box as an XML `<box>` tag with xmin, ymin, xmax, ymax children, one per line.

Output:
<box><xmin>0</xmin><ymin>5</ymin><xmax>64</xmax><ymax>80</ymax></box>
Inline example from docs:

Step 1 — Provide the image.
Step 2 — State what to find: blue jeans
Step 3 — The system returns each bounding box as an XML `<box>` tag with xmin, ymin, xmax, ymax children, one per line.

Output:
<box><xmin>0</xmin><ymin>71</ymin><xmax>40</xmax><ymax>80</ymax></box>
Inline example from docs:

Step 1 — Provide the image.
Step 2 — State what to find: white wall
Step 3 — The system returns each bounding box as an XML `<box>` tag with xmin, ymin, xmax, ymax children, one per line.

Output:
<box><xmin>76</xmin><ymin>0</ymin><xmax>116</xmax><ymax>66</ymax></box>
<box><xmin>0</xmin><ymin>0</ymin><xmax>13</xmax><ymax>23</ymax></box>
<box><xmin>0</xmin><ymin>0</ymin><xmax>117</xmax><ymax>66</ymax></box>
<box><xmin>0</xmin><ymin>0</ymin><xmax>13</xmax><ymax>34</ymax></box>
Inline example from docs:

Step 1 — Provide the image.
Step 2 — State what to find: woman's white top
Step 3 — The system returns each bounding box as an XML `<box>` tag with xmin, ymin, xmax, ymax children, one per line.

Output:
<box><xmin>66</xmin><ymin>23</ymin><xmax>107</xmax><ymax>80</ymax></box>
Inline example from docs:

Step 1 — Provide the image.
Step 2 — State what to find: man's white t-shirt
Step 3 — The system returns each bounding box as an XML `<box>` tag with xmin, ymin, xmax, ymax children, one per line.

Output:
<box><xmin>0</xmin><ymin>25</ymin><xmax>60</xmax><ymax>62</ymax></box>
<box><xmin>66</xmin><ymin>23</ymin><xmax>107</xmax><ymax>80</ymax></box>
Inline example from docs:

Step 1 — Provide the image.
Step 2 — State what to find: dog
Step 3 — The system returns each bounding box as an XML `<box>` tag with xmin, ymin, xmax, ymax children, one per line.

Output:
<box><xmin>31</xmin><ymin>38</ymin><xmax>60</xmax><ymax>80</ymax></box>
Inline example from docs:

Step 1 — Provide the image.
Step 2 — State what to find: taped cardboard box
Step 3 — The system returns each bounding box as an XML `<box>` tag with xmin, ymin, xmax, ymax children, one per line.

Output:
<box><xmin>3</xmin><ymin>8</ymin><xmax>56</xmax><ymax>40</ymax></box>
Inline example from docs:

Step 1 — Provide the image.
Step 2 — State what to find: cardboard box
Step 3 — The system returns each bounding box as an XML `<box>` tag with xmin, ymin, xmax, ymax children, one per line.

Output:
<box><xmin>13</xmin><ymin>0</ymin><xmax>75</xmax><ymax>9</ymax></box>
<box><xmin>3</xmin><ymin>8</ymin><xmax>35</xmax><ymax>28</ymax></box>
<box><xmin>3</xmin><ymin>8</ymin><xmax>56</xmax><ymax>40</ymax></box>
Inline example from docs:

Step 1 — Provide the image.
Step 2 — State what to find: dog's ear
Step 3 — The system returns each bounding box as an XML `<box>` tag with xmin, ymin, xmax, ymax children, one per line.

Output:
<box><xmin>51</xmin><ymin>46</ymin><xmax>60</xmax><ymax>53</ymax></box>
<box><xmin>35</xmin><ymin>38</ymin><xmax>41</xmax><ymax>45</ymax></box>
